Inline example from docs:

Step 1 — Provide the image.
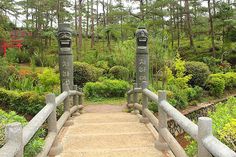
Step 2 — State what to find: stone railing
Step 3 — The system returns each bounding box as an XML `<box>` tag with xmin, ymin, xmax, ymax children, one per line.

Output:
<box><xmin>127</xmin><ymin>81</ymin><xmax>236</xmax><ymax>157</ymax></box>
<box><xmin>0</xmin><ymin>85</ymin><xmax>84</xmax><ymax>157</ymax></box>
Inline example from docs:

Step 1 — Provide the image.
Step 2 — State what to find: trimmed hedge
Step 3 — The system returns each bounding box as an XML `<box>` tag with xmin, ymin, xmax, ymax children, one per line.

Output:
<box><xmin>206</xmin><ymin>77</ymin><xmax>225</xmax><ymax>97</ymax></box>
<box><xmin>185</xmin><ymin>61</ymin><xmax>211</xmax><ymax>87</ymax></box>
<box><xmin>208</xmin><ymin>72</ymin><xmax>236</xmax><ymax>89</ymax></box>
<box><xmin>73</xmin><ymin>62</ymin><xmax>104</xmax><ymax>87</ymax></box>
<box><xmin>109</xmin><ymin>65</ymin><xmax>130</xmax><ymax>81</ymax></box>
<box><xmin>0</xmin><ymin>88</ymin><xmax>45</xmax><ymax>116</ymax></box>
<box><xmin>84</xmin><ymin>79</ymin><xmax>129</xmax><ymax>98</ymax></box>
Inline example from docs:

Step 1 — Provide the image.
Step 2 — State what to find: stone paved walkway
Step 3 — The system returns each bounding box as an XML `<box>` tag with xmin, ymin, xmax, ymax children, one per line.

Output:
<box><xmin>53</xmin><ymin>110</ymin><xmax>174</xmax><ymax>157</ymax></box>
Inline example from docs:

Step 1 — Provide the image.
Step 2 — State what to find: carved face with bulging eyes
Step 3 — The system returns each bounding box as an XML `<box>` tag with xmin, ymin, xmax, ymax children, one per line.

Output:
<box><xmin>58</xmin><ymin>32</ymin><xmax>72</xmax><ymax>41</ymax></box>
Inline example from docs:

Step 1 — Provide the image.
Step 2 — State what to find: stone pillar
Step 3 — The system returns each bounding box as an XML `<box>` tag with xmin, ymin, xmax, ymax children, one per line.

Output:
<box><xmin>46</xmin><ymin>94</ymin><xmax>57</xmax><ymax>133</ymax></box>
<box><xmin>58</xmin><ymin>23</ymin><xmax>73</xmax><ymax>91</ymax></box>
<box><xmin>155</xmin><ymin>90</ymin><xmax>168</xmax><ymax>150</ymax></box>
<box><xmin>135</xmin><ymin>26</ymin><xmax>149</xmax><ymax>87</ymax></box>
<box><xmin>140</xmin><ymin>81</ymin><xmax>149</xmax><ymax>123</ymax></box>
<box><xmin>198</xmin><ymin>117</ymin><xmax>212</xmax><ymax>157</ymax></box>
<box><xmin>133</xmin><ymin>83</ymin><xmax>139</xmax><ymax>114</ymax></box>
<box><xmin>6</xmin><ymin>123</ymin><xmax>23</xmax><ymax>157</ymax></box>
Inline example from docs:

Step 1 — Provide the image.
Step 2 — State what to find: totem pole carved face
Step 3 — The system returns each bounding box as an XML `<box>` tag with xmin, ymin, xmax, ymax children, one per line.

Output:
<box><xmin>58</xmin><ymin>31</ymin><xmax>72</xmax><ymax>48</ymax></box>
<box><xmin>136</xmin><ymin>28</ymin><xmax>148</xmax><ymax>46</ymax></box>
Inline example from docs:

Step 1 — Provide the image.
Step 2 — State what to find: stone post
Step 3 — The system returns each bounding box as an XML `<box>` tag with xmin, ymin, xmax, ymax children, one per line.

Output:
<box><xmin>63</xmin><ymin>84</ymin><xmax>70</xmax><ymax>112</ymax></box>
<box><xmin>58</xmin><ymin>23</ymin><xmax>73</xmax><ymax>92</ymax></box>
<box><xmin>6</xmin><ymin>123</ymin><xmax>23</xmax><ymax>157</ymax></box>
<box><xmin>140</xmin><ymin>81</ymin><xmax>149</xmax><ymax>123</ymax></box>
<box><xmin>73</xmin><ymin>85</ymin><xmax>78</xmax><ymax>106</ymax></box>
<box><xmin>135</xmin><ymin>26</ymin><xmax>149</xmax><ymax>87</ymax></box>
<box><xmin>198</xmin><ymin>117</ymin><xmax>212</xmax><ymax>157</ymax></box>
<box><xmin>78</xmin><ymin>88</ymin><xmax>83</xmax><ymax>105</ymax></box>
<box><xmin>46</xmin><ymin>94</ymin><xmax>57</xmax><ymax>133</ymax></box>
<box><xmin>155</xmin><ymin>90</ymin><xmax>168</xmax><ymax>150</ymax></box>
<box><xmin>133</xmin><ymin>83</ymin><xmax>139</xmax><ymax>114</ymax></box>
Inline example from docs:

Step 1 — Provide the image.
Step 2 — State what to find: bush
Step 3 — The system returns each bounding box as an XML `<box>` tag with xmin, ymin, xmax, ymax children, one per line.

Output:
<box><xmin>109</xmin><ymin>66</ymin><xmax>130</xmax><ymax>81</ymax></box>
<box><xmin>84</xmin><ymin>79</ymin><xmax>129</xmax><ymax>98</ymax></box>
<box><xmin>0</xmin><ymin>109</ymin><xmax>45</xmax><ymax>157</ymax></box>
<box><xmin>206</xmin><ymin>77</ymin><xmax>225</xmax><ymax>97</ymax></box>
<box><xmin>185</xmin><ymin>86</ymin><xmax>203</xmax><ymax>101</ymax></box>
<box><xmin>186</xmin><ymin>97</ymin><xmax>236</xmax><ymax>156</ymax></box>
<box><xmin>185</xmin><ymin>61</ymin><xmax>211</xmax><ymax>87</ymax></box>
<box><xmin>73</xmin><ymin>62</ymin><xmax>104</xmax><ymax>87</ymax></box>
<box><xmin>95</xmin><ymin>60</ymin><xmax>109</xmax><ymax>72</ymax></box>
<box><xmin>207</xmin><ymin>72</ymin><xmax>236</xmax><ymax>89</ymax></box>
<box><xmin>38</xmin><ymin>68</ymin><xmax>60</xmax><ymax>92</ymax></box>
<box><xmin>0</xmin><ymin>88</ymin><xmax>45</xmax><ymax>116</ymax></box>
<box><xmin>0</xmin><ymin>58</ymin><xmax>18</xmax><ymax>88</ymax></box>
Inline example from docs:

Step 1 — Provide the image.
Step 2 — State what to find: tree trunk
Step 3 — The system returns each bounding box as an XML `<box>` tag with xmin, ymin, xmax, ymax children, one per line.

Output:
<box><xmin>184</xmin><ymin>0</ymin><xmax>195</xmax><ymax>50</ymax></box>
<box><xmin>91</xmin><ymin>0</ymin><xmax>95</xmax><ymax>48</ymax></box>
<box><xmin>208</xmin><ymin>0</ymin><xmax>216</xmax><ymax>57</ymax></box>
<box><xmin>75</xmin><ymin>0</ymin><xmax>78</xmax><ymax>60</ymax></box>
<box><xmin>78</xmin><ymin>0</ymin><xmax>83</xmax><ymax>55</ymax></box>
<box><xmin>86</xmin><ymin>0</ymin><xmax>89</xmax><ymax>38</ymax></box>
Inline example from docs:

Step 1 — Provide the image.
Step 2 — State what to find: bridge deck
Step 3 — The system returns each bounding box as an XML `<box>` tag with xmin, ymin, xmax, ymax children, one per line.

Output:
<box><xmin>52</xmin><ymin>111</ymin><xmax>174</xmax><ymax>157</ymax></box>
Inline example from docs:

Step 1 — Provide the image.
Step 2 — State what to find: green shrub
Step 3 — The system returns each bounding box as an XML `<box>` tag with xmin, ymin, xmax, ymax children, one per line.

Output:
<box><xmin>223</xmin><ymin>72</ymin><xmax>236</xmax><ymax>89</ymax></box>
<box><xmin>185</xmin><ymin>86</ymin><xmax>203</xmax><ymax>101</ymax></box>
<box><xmin>208</xmin><ymin>72</ymin><xmax>236</xmax><ymax>89</ymax></box>
<box><xmin>73</xmin><ymin>62</ymin><xmax>104</xmax><ymax>87</ymax></box>
<box><xmin>38</xmin><ymin>68</ymin><xmax>60</xmax><ymax>92</ymax></box>
<box><xmin>0</xmin><ymin>88</ymin><xmax>45</xmax><ymax>116</ymax></box>
<box><xmin>95</xmin><ymin>60</ymin><xmax>109</xmax><ymax>72</ymax></box>
<box><xmin>206</xmin><ymin>77</ymin><xmax>225</xmax><ymax>97</ymax></box>
<box><xmin>186</xmin><ymin>97</ymin><xmax>236</xmax><ymax>156</ymax></box>
<box><xmin>185</xmin><ymin>61</ymin><xmax>211</xmax><ymax>87</ymax></box>
<box><xmin>0</xmin><ymin>58</ymin><xmax>18</xmax><ymax>88</ymax></box>
<box><xmin>109</xmin><ymin>66</ymin><xmax>130</xmax><ymax>81</ymax></box>
<box><xmin>169</xmin><ymin>89</ymin><xmax>188</xmax><ymax>109</ymax></box>
<box><xmin>0</xmin><ymin>109</ymin><xmax>45</xmax><ymax>157</ymax></box>
<box><xmin>84</xmin><ymin>79</ymin><xmax>129</xmax><ymax>98</ymax></box>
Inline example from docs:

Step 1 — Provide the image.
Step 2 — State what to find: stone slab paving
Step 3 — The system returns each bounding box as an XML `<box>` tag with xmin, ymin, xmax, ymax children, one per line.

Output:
<box><xmin>53</xmin><ymin>112</ymin><xmax>174</xmax><ymax>157</ymax></box>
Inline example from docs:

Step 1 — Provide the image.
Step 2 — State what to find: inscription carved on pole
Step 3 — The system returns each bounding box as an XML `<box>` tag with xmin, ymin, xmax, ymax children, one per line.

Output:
<box><xmin>135</xmin><ymin>26</ymin><xmax>149</xmax><ymax>87</ymax></box>
<box><xmin>58</xmin><ymin>23</ymin><xmax>73</xmax><ymax>91</ymax></box>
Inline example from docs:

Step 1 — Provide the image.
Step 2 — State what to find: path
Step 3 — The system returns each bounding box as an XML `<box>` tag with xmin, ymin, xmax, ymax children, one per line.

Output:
<box><xmin>53</xmin><ymin>105</ymin><xmax>174</xmax><ymax>157</ymax></box>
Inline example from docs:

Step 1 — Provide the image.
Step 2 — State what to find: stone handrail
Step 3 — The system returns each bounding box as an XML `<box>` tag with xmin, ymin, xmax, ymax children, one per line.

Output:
<box><xmin>127</xmin><ymin>81</ymin><xmax>236</xmax><ymax>157</ymax></box>
<box><xmin>0</xmin><ymin>85</ymin><xmax>84</xmax><ymax>157</ymax></box>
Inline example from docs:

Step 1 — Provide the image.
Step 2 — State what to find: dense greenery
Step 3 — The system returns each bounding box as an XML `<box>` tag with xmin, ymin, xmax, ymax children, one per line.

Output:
<box><xmin>73</xmin><ymin>62</ymin><xmax>104</xmax><ymax>87</ymax></box>
<box><xmin>0</xmin><ymin>109</ymin><xmax>45</xmax><ymax>157</ymax></box>
<box><xmin>84</xmin><ymin>78</ymin><xmax>129</xmax><ymax>98</ymax></box>
<box><xmin>0</xmin><ymin>0</ymin><xmax>236</xmax><ymax>155</ymax></box>
<box><xmin>0</xmin><ymin>88</ymin><xmax>44</xmax><ymax>116</ymax></box>
<box><xmin>185</xmin><ymin>97</ymin><xmax>236</xmax><ymax>156</ymax></box>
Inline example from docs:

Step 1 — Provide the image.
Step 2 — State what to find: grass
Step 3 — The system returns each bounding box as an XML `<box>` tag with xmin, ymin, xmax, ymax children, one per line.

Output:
<box><xmin>84</xmin><ymin>97</ymin><xmax>126</xmax><ymax>106</ymax></box>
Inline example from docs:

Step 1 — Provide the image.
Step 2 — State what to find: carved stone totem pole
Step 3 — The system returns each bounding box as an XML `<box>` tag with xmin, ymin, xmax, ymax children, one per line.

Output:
<box><xmin>57</xmin><ymin>23</ymin><xmax>73</xmax><ymax>91</ymax></box>
<box><xmin>135</xmin><ymin>26</ymin><xmax>149</xmax><ymax>87</ymax></box>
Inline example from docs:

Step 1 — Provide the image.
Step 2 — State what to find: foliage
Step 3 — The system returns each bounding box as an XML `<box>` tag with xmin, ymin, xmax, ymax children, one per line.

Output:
<box><xmin>185</xmin><ymin>61</ymin><xmax>211</xmax><ymax>87</ymax></box>
<box><xmin>185</xmin><ymin>86</ymin><xmax>203</xmax><ymax>102</ymax></box>
<box><xmin>0</xmin><ymin>88</ymin><xmax>45</xmax><ymax>116</ymax></box>
<box><xmin>109</xmin><ymin>65</ymin><xmax>130</xmax><ymax>81</ymax></box>
<box><xmin>95</xmin><ymin>60</ymin><xmax>109</xmax><ymax>72</ymax></box>
<box><xmin>38</xmin><ymin>68</ymin><xmax>60</xmax><ymax>92</ymax></box>
<box><xmin>206</xmin><ymin>77</ymin><xmax>225</xmax><ymax>97</ymax></box>
<box><xmin>73</xmin><ymin>62</ymin><xmax>104</xmax><ymax>87</ymax></box>
<box><xmin>84</xmin><ymin>79</ymin><xmax>129</xmax><ymax>98</ymax></box>
<box><xmin>0</xmin><ymin>109</ymin><xmax>45</xmax><ymax>157</ymax></box>
<box><xmin>0</xmin><ymin>57</ymin><xmax>18</xmax><ymax>88</ymax></box>
<box><xmin>208</xmin><ymin>72</ymin><xmax>236</xmax><ymax>89</ymax></box>
<box><xmin>186</xmin><ymin>97</ymin><xmax>236</xmax><ymax>156</ymax></box>
<box><xmin>6</xmin><ymin>49</ymin><xmax>30</xmax><ymax>64</ymax></box>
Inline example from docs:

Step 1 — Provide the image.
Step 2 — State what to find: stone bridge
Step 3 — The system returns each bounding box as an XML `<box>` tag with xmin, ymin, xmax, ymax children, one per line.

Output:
<box><xmin>0</xmin><ymin>24</ymin><xmax>235</xmax><ymax>157</ymax></box>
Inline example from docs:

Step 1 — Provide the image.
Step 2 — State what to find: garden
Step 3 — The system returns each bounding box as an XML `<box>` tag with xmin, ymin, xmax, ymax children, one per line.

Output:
<box><xmin>0</xmin><ymin>0</ymin><xmax>236</xmax><ymax>156</ymax></box>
